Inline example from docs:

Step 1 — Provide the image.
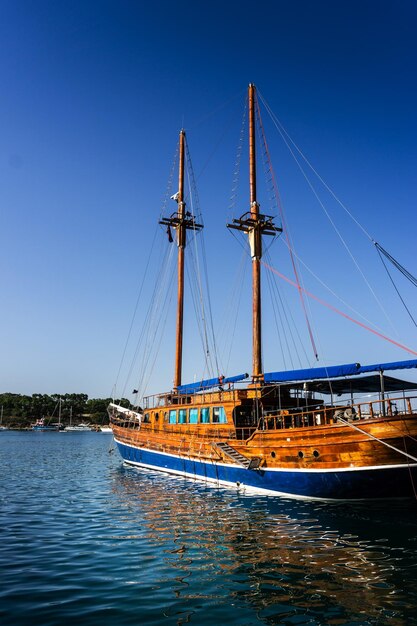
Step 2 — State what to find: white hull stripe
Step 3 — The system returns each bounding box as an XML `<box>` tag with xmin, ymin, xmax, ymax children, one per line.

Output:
<box><xmin>121</xmin><ymin>457</ymin><xmax>345</xmax><ymax>501</ymax></box>
<box><xmin>114</xmin><ymin>437</ymin><xmax>417</xmax><ymax>474</ymax></box>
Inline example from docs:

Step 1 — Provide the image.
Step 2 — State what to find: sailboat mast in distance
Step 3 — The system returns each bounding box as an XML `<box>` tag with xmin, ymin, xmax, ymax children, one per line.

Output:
<box><xmin>159</xmin><ymin>130</ymin><xmax>203</xmax><ymax>390</ymax></box>
<box><xmin>228</xmin><ymin>83</ymin><xmax>281</xmax><ymax>382</ymax></box>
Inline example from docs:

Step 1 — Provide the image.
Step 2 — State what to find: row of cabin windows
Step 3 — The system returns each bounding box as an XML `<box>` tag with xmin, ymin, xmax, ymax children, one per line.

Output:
<box><xmin>167</xmin><ymin>406</ymin><xmax>227</xmax><ymax>425</ymax></box>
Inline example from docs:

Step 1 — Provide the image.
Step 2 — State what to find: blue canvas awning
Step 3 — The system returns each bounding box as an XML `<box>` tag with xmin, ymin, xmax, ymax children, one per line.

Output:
<box><xmin>288</xmin><ymin>374</ymin><xmax>417</xmax><ymax>395</ymax></box>
<box><xmin>177</xmin><ymin>373</ymin><xmax>248</xmax><ymax>394</ymax></box>
<box><xmin>176</xmin><ymin>360</ymin><xmax>417</xmax><ymax>393</ymax></box>
<box><xmin>264</xmin><ymin>363</ymin><xmax>360</xmax><ymax>383</ymax></box>
<box><xmin>358</xmin><ymin>359</ymin><xmax>417</xmax><ymax>374</ymax></box>
<box><xmin>264</xmin><ymin>358</ymin><xmax>417</xmax><ymax>384</ymax></box>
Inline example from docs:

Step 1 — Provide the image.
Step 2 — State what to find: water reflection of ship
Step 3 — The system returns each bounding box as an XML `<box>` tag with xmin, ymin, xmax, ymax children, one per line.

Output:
<box><xmin>111</xmin><ymin>467</ymin><xmax>417</xmax><ymax>624</ymax></box>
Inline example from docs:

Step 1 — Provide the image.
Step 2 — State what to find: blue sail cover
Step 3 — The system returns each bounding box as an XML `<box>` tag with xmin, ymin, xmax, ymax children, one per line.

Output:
<box><xmin>264</xmin><ymin>363</ymin><xmax>360</xmax><ymax>383</ymax></box>
<box><xmin>177</xmin><ymin>360</ymin><xmax>417</xmax><ymax>392</ymax></box>
<box><xmin>264</xmin><ymin>358</ymin><xmax>417</xmax><ymax>384</ymax></box>
<box><xmin>177</xmin><ymin>373</ymin><xmax>248</xmax><ymax>395</ymax></box>
<box><xmin>358</xmin><ymin>359</ymin><xmax>417</xmax><ymax>374</ymax></box>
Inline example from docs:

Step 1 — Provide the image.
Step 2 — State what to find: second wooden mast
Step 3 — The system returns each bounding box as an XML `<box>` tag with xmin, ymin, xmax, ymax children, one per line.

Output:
<box><xmin>160</xmin><ymin>130</ymin><xmax>203</xmax><ymax>390</ymax></box>
<box><xmin>249</xmin><ymin>83</ymin><xmax>262</xmax><ymax>380</ymax></box>
<box><xmin>175</xmin><ymin>130</ymin><xmax>186</xmax><ymax>390</ymax></box>
<box><xmin>228</xmin><ymin>84</ymin><xmax>281</xmax><ymax>382</ymax></box>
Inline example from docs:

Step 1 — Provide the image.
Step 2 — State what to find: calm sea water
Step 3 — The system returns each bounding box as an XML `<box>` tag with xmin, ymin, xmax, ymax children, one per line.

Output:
<box><xmin>1</xmin><ymin>432</ymin><xmax>417</xmax><ymax>626</ymax></box>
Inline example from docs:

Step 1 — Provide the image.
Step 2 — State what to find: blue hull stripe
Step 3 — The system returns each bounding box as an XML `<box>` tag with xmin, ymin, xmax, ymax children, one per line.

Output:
<box><xmin>114</xmin><ymin>438</ymin><xmax>417</xmax><ymax>500</ymax></box>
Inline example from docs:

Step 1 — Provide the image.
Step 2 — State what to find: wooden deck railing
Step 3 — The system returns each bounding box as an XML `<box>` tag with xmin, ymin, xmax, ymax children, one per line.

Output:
<box><xmin>142</xmin><ymin>387</ymin><xmax>249</xmax><ymax>409</ymax></box>
<box><xmin>112</xmin><ymin>394</ymin><xmax>417</xmax><ymax>439</ymax></box>
<box><xmin>259</xmin><ymin>395</ymin><xmax>417</xmax><ymax>432</ymax></box>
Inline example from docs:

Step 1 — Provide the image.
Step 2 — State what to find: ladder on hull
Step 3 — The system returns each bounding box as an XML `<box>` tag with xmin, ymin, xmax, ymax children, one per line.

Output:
<box><xmin>214</xmin><ymin>442</ymin><xmax>261</xmax><ymax>469</ymax></box>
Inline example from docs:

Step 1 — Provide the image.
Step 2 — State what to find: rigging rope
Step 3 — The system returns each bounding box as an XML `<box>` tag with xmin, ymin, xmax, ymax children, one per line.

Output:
<box><xmin>128</xmin><ymin>244</ymin><xmax>176</xmax><ymax>399</ymax></box>
<box><xmin>185</xmin><ymin>151</ymin><xmax>212</xmax><ymax>376</ymax></box>
<box><xmin>140</xmin><ymin>276</ymin><xmax>176</xmax><ymax>398</ymax></box>
<box><xmin>264</xmin><ymin>249</ymin><xmax>308</xmax><ymax>370</ymax></box>
<box><xmin>264</xmin><ymin>259</ymin><xmax>289</xmax><ymax>370</ymax></box>
<box><xmin>265</xmin><ymin>257</ymin><xmax>295</xmax><ymax>370</ymax></box>
<box><xmin>374</xmin><ymin>241</ymin><xmax>417</xmax><ymax>329</ymax></box>
<box><xmin>263</xmin><ymin>261</ymin><xmax>417</xmax><ymax>357</ymax></box>
<box><xmin>185</xmin><ymin>137</ymin><xmax>220</xmax><ymax>378</ymax></box>
<box><xmin>337</xmin><ymin>416</ymin><xmax>417</xmax><ymax>464</ymax></box>
<box><xmin>216</xmin><ymin>247</ymin><xmax>248</xmax><ymax>374</ymax></box>
<box><xmin>258</xmin><ymin>89</ymin><xmax>400</xmax><ymax>339</ymax></box>
<box><xmin>185</xmin><ymin>257</ymin><xmax>212</xmax><ymax>377</ymax></box>
<box><xmin>189</xmin><ymin>89</ymin><xmax>245</xmax><ymax>132</ymax></box>
<box><xmin>280</xmin><ymin>237</ymin><xmax>391</xmax><ymax>336</ymax></box>
<box><xmin>160</xmin><ymin>143</ymin><xmax>179</xmax><ymax>220</ymax></box>
<box><xmin>113</xmin><ymin>224</ymin><xmax>160</xmax><ymax>396</ymax></box>
<box><xmin>228</xmin><ymin>97</ymin><xmax>247</xmax><ymax>221</ymax></box>
<box><xmin>257</xmin><ymin>90</ymin><xmax>374</xmax><ymax>242</ymax></box>
<box><xmin>374</xmin><ymin>241</ymin><xmax>417</xmax><ymax>288</ymax></box>
<box><xmin>255</xmin><ymin>93</ymin><xmax>318</xmax><ymax>360</ymax></box>
<box><xmin>115</xmin><ymin>138</ymin><xmax>183</xmax><ymax>400</ymax></box>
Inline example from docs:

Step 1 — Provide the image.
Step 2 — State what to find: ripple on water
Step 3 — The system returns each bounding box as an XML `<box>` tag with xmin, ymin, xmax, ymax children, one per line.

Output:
<box><xmin>1</xmin><ymin>432</ymin><xmax>417</xmax><ymax>625</ymax></box>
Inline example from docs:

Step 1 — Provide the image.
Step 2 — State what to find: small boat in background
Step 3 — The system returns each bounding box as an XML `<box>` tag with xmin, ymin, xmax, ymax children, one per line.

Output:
<box><xmin>63</xmin><ymin>405</ymin><xmax>91</xmax><ymax>431</ymax></box>
<box><xmin>64</xmin><ymin>423</ymin><xmax>91</xmax><ymax>432</ymax></box>
<box><xmin>31</xmin><ymin>397</ymin><xmax>64</xmax><ymax>432</ymax></box>
<box><xmin>31</xmin><ymin>417</ymin><xmax>61</xmax><ymax>432</ymax></box>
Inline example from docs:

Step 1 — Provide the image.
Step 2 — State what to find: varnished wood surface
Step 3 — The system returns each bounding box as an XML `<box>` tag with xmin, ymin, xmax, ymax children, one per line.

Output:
<box><xmin>112</xmin><ymin>411</ymin><xmax>417</xmax><ymax>471</ymax></box>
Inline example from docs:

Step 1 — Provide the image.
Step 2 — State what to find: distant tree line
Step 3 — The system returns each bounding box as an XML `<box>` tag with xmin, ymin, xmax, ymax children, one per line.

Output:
<box><xmin>0</xmin><ymin>393</ymin><xmax>132</xmax><ymax>428</ymax></box>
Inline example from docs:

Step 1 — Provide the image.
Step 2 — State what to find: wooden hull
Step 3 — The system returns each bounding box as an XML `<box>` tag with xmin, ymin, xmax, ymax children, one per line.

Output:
<box><xmin>112</xmin><ymin>414</ymin><xmax>417</xmax><ymax>500</ymax></box>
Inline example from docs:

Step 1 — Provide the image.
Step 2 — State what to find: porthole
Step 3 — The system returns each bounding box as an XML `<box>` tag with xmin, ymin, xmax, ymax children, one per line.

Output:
<box><xmin>298</xmin><ymin>451</ymin><xmax>304</xmax><ymax>459</ymax></box>
<box><xmin>313</xmin><ymin>450</ymin><xmax>320</xmax><ymax>458</ymax></box>
<box><xmin>271</xmin><ymin>451</ymin><xmax>276</xmax><ymax>458</ymax></box>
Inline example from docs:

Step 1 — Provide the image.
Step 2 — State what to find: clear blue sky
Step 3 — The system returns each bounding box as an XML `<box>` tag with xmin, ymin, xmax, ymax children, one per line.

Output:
<box><xmin>1</xmin><ymin>0</ymin><xmax>416</xmax><ymax>399</ymax></box>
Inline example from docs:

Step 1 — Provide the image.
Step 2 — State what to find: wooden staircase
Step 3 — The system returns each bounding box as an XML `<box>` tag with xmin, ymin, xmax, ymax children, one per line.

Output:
<box><xmin>214</xmin><ymin>442</ymin><xmax>261</xmax><ymax>469</ymax></box>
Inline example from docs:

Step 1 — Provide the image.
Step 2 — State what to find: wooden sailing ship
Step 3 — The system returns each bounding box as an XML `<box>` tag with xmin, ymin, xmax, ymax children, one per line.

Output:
<box><xmin>109</xmin><ymin>84</ymin><xmax>417</xmax><ymax>500</ymax></box>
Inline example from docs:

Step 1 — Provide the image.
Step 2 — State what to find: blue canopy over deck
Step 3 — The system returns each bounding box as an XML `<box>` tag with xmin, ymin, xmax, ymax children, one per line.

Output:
<box><xmin>264</xmin><ymin>358</ymin><xmax>417</xmax><ymax>384</ymax></box>
<box><xmin>288</xmin><ymin>374</ymin><xmax>417</xmax><ymax>395</ymax></box>
<box><xmin>176</xmin><ymin>359</ymin><xmax>417</xmax><ymax>395</ymax></box>
<box><xmin>177</xmin><ymin>373</ymin><xmax>249</xmax><ymax>395</ymax></box>
<box><xmin>264</xmin><ymin>363</ymin><xmax>360</xmax><ymax>383</ymax></box>
<box><xmin>358</xmin><ymin>359</ymin><xmax>417</xmax><ymax>374</ymax></box>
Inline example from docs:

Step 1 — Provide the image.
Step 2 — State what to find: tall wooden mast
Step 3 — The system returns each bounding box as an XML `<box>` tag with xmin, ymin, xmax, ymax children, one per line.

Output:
<box><xmin>175</xmin><ymin>130</ymin><xmax>186</xmax><ymax>389</ymax></box>
<box><xmin>249</xmin><ymin>83</ymin><xmax>262</xmax><ymax>380</ymax></box>
<box><xmin>227</xmin><ymin>84</ymin><xmax>281</xmax><ymax>382</ymax></box>
<box><xmin>159</xmin><ymin>130</ymin><xmax>203</xmax><ymax>390</ymax></box>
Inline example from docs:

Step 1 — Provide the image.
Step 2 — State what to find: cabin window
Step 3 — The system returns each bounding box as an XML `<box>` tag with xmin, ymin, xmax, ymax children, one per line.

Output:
<box><xmin>189</xmin><ymin>408</ymin><xmax>198</xmax><ymax>424</ymax></box>
<box><xmin>169</xmin><ymin>410</ymin><xmax>177</xmax><ymax>424</ymax></box>
<box><xmin>212</xmin><ymin>406</ymin><xmax>227</xmax><ymax>423</ymax></box>
<box><xmin>164</xmin><ymin>412</ymin><xmax>169</xmax><ymax>423</ymax></box>
<box><xmin>200</xmin><ymin>407</ymin><xmax>210</xmax><ymax>423</ymax></box>
<box><xmin>179</xmin><ymin>409</ymin><xmax>187</xmax><ymax>424</ymax></box>
<box><xmin>144</xmin><ymin>413</ymin><xmax>150</xmax><ymax>423</ymax></box>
